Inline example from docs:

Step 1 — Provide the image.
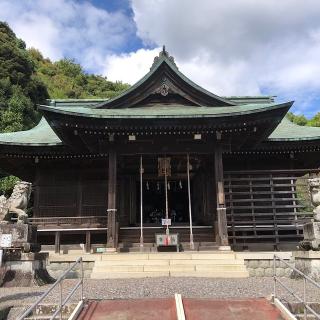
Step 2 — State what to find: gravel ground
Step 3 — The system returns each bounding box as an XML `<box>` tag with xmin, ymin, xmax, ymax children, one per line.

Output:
<box><xmin>0</xmin><ymin>277</ymin><xmax>319</xmax><ymax>308</ymax></box>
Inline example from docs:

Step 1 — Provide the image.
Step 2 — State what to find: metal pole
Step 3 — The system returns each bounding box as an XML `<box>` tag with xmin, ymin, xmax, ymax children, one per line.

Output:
<box><xmin>165</xmin><ymin>157</ymin><xmax>169</xmax><ymax>235</ymax></box>
<box><xmin>273</xmin><ymin>255</ymin><xmax>276</xmax><ymax>302</ymax></box>
<box><xmin>187</xmin><ymin>154</ymin><xmax>194</xmax><ymax>250</ymax></box>
<box><xmin>140</xmin><ymin>156</ymin><xmax>144</xmax><ymax>248</ymax></box>
<box><xmin>59</xmin><ymin>281</ymin><xmax>63</xmax><ymax>320</ymax></box>
<box><xmin>303</xmin><ymin>277</ymin><xmax>307</xmax><ymax>320</ymax></box>
<box><xmin>81</xmin><ymin>258</ymin><xmax>84</xmax><ymax>301</ymax></box>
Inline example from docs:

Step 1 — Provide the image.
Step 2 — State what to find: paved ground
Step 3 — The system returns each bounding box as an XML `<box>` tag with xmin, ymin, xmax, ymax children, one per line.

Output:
<box><xmin>1</xmin><ymin>277</ymin><xmax>319</xmax><ymax>319</ymax></box>
<box><xmin>78</xmin><ymin>298</ymin><xmax>177</xmax><ymax>320</ymax></box>
<box><xmin>78</xmin><ymin>298</ymin><xmax>283</xmax><ymax>320</ymax></box>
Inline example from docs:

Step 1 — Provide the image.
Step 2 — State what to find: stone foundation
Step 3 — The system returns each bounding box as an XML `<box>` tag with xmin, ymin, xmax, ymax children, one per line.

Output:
<box><xmin>44</xmin><ymin>251</ymin><xmax>320</xmax><ymax>279</ymax></box>
<box><xmin>1</xmin><ymin>252</ymin><xmax>52</xmax><ymax>286</ymax></box>
<box><xmin>244</xmin><ymin>259</ymin><xmax>293</xmax><ymax>277</ymax></box>
<box><xmin>237</xmin><ymin>252</ymin><xmax>293</xmax><ymax>277</ymax></box>
<box><xmin>293</xmin><ymin>251</ymin><xmax>320</xmax><ymax>280</ymax></box>
<box><xmin>46</xmin><ymin>261</ymin><xmax>94</xmax><ymax>279</ymax></box>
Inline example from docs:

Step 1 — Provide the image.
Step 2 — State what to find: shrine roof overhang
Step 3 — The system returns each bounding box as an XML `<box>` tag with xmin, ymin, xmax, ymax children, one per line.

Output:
<box><xmin>2</xmin><ymin>101</ymin><xmax>320</xmax><ymax>154</ymax></box>
<box><xmin>34</xmin><ymin>101</ymin><xmax>292</xmax><ymax>152</ymax></box>
<box><xmin>39</xmin><ymin>102</ymin><xmax>291</xmax><ymax>119</ymax></box>
<box><xmin>267</xmin><ymin>118</ymin><xmax>320</xmax><ymax>141</ymax></box>
<box><xmin>0</xmin><ymin>118</ymin><xmax>62</xmax><ymax>146</ymax></box>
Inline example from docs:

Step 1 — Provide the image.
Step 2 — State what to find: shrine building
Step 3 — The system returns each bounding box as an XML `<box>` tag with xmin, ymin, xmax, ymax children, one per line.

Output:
<box><xmin>0</xmin><ymin>48</ymin><xmax>319</xmax><ymax>253</ymax></box>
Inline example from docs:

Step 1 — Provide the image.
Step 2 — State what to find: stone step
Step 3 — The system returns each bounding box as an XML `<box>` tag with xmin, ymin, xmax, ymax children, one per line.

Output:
<box><xmin>194</xmin><ymin>265</ymin><xmax>247</xmax><ymax>272</ymax></box>
<box><xmin>94</xmin><ymin>258</ymin><xmax>243</xmax><ymax>267</ymax></box>
<box><xmin>169</xmin><ymin>270</ymin><xmax>249</xmax><ymax>278</ymax></box>
<box><xmin>91</xmin><ymin>271</ymin><xmax>170</xmax><ymax>279</ymax></box>
<box><xmin>91</xmin><ymin>269</ymin><xmax>249</xmax><ymax>279</ymax></box>
<box><xmin>90</xmin><ymin>251</ymin><xmax>248</xmax><ymax>279</ymax></box>
<box><xmin>92</xmin><ymin>265</ymin><xmax>247</xmax><ymax>273</ymax></box>
<box><xmin>95</xmin><ymin>259</ymin><xmax>170</xmax><ymax>266</ymax></box>
<box><xmin>98</xmin><ymin>252</ymin><xmax>237</xmax><ymax>261</ymax></box>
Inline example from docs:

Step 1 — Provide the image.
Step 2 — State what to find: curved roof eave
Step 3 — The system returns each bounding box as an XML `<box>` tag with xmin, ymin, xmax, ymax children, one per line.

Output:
<box><xmin>0</xmin><ymin>117</ymin><xmax>62</xmax><ymax>146</ymax></box>
<box><xmin>267</xmin><ymin>118</ymin><xmax>320</xmax><ymax>142</ymax></box>
<box><xmin>39</xmin><ymin>101</ymin><xmax>293</xmax><ymax>119</ymax></box>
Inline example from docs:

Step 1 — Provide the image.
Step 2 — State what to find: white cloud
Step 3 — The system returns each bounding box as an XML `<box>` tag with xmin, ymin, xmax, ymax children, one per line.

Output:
<box><xmin>104</xmin><ymin>47</ymin><xmax>260</xmax><ymax>96</ymax></box>
<box><xmin>0</xmin><ymin>0</ymin><xmax>135</xmax><ymax>72</ymax></box>
<box><xmin>105</xmin><ymin>0</ymin><xmax>320</xmax><ymax>115</ymax></box>
<box><xmin>103</xmin><ymin>48</ymin><xmax>159</xmax><ymax>84</ymax></box>
<box><xmin>1</xmin><ymin>0</ymin><xmax>320</xmax><ymax>115</ymax></box>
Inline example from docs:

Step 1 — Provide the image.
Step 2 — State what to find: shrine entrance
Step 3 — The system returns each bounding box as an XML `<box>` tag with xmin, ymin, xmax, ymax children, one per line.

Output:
<box><xmin>136</xmin><ymin>178</ymin><xmax>190</xmax><ymax>225</ymax></box>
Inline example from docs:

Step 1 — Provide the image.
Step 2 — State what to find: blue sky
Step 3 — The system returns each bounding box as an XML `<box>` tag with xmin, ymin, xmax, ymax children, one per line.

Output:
<box><xmin>0</xmin><ymin>0</ymin><xmax>320</xmax><ymax>117</ymax></box>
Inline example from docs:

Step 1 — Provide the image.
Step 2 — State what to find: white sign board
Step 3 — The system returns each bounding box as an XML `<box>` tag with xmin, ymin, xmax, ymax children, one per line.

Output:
<box><xmin>162</xmin><ymin>218</ymin><xmax>171</xmax><ymax>226</ymax></box>
<box><xmin>0</xmin><ymin>234</ymin><xmax>12</xmax><ymax>248</ymax></box>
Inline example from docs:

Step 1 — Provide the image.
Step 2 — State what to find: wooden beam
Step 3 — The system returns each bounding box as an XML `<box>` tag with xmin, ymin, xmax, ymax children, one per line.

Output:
<box><xmin>107</xmin><ymin>149</ymin><xmax>118</xmax><ymax>249</ymax></box>
<box><xmin>214</xmin><ymin>144</ymin><xmax>229</xmax><ymax>246</ymax></box>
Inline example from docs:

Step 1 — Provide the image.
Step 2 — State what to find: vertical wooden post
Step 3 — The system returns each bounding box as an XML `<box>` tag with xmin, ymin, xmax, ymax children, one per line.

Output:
<box><xmin>85</xmin><ymin>231</ymin><xmax>91</xmax><ymax>253</ymax></box>
<box><xmin>139</xmin><ymin>156</ymin><xmax>144</xmax><ymax>249</ymax></box>
<box><xmin>107</xmin><ymin>149</ymin><xmax>118</xmax><ymax>249</ymax></box>
<box><xmin>55</xmin><ymin>231</ymin><xmax>60</xmax><ymax>254</ymax></box>
<box><xmin>187</xmin><ymin>154</ymin><xmax>194</xmax><ymax>250</ymax></box>
<box><xmin>214</xmin><ymin>144</ymin><xmax>229</xmax><ymax>247</ymax></box>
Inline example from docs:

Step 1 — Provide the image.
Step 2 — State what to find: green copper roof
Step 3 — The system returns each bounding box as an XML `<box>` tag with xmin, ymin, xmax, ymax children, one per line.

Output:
<box><xmin>0</xmin><ymin>117</ymin><xmax>62</xmax><ymax>146</ymax></box>
<box><xmin>47</xmin><ymin>99</ymin><xmax>108</xmax><ymax>108</ymax></box>
<box><xmin>40</xmin><ymin>102</ymin><xmax>291</xmax><ymax>119</ymax></box>
<box><xmin>224</xmin><ymin>96</ymin><xmax>275</xmax><ymax>104</ymax></box>
<box><xmin>93</xmin><ymin>49</ymin><xmax>236</xmax><ymax>108</ymax></box>
<box><xmin>268</xmin><ymin>118</ymin><xmax>320</xmax><ymax>141</ymax></box>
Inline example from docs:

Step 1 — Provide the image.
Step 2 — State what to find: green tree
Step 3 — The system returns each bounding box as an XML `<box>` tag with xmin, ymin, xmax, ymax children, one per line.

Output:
<box><xmin>0</xmin><ymin>22</ymin><xmax>48</xmax><ymax>131</ymax></box>
<box><xmin>286</xmin><ymin>112</ymin><xmax>308</xmax><ymax>126</ymax></box>
<box><xmin>308</xmin><ymin>112</ymin><xmax>320</xmax><ymax>127</ymax></box>
<box><xmin>28</xmin><ymin>48</ymin><xmax>130</xmax><ymax>100</ymax></box>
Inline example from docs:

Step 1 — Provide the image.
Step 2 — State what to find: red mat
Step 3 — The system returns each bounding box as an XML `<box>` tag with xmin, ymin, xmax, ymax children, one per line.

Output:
<box><xmin>78</xmin><ymin>297</ymin><xmax>283</xmax><ymax>320</ymax></box>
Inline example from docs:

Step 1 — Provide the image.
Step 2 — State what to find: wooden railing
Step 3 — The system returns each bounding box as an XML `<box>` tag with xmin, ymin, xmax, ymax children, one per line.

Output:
<box><xmin>224</xmin><ymin>169</ymin><xmax>319</xmax><ymax>250</ymax></box>
<box><xmin>29</xmin><ymin>216</ymin><xmax>108</xmax><ymax>229</ymax></box>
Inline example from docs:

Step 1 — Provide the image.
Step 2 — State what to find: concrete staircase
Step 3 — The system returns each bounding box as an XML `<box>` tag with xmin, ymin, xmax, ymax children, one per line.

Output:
<box><xmin>90</xmin><ymin>251</ymin><xmax>249</xmax><ymax>279</ymax></box>
<box><xmin>117</xmin><ymin>241</ymin><xmax>219</xmax><ymax>252</ymax></box>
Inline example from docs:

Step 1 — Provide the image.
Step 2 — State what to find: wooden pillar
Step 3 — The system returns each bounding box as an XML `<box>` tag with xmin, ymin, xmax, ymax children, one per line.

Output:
<box><xmin>107</xmin><ymin>149</ymin><xmax>118</xmax><ymax>249</ymax></box>
<box><xmin>55</xmin><ymin>231</ymin><xmax>60</xmax><ymax>254</ymax></box>
<box><xmin>85</xmin><ymin>231</ymin><xmax>91</xmax><ymax>253</ymax></box>
<box><xmin>214</xmin><ymin>145</ymin><xmax>229</xmax><ymax>246</ymax></box>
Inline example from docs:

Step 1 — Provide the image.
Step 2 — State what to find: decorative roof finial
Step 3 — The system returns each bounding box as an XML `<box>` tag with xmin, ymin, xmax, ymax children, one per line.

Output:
<box><xmin>150</xmin><ymin>45</ymin><xmax>178</xmax><ymax>70</ymax></box>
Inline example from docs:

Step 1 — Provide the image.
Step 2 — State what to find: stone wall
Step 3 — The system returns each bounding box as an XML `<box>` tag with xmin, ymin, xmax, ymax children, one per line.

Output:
<box><xmin>244</xmin><ymin>259</ymin><xmax>293</xmax><ymax>277</ymax></box>
<box><xmin>237</xmin><ymin>252</ymin><xmax>293</xmax><ymax>277</ymax></box>
<box><xmin>46</xmin><ymin>261</ymin><xmax>94</xmax><ymax>279</ymax></box>
<box><xmin>45</xmin><ymin>251</ymin><xmax>320</xmax><ymax>279</ymax></box>
<box><xmin>293</xmin><ymin>251</ymin><xmax>320</xmax><ymax>280</ymax></box>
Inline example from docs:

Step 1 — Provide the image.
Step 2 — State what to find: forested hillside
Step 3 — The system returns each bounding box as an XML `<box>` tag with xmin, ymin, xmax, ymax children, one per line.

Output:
<box><xmin>0</xmin><ymin>21</ymin><xmax>129</xmax><ymax>133</ymax></box>
<box><xmin>28</xmin><ymin>48</ymin><xmax>129</xmax><ymax>100</ymax></box>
